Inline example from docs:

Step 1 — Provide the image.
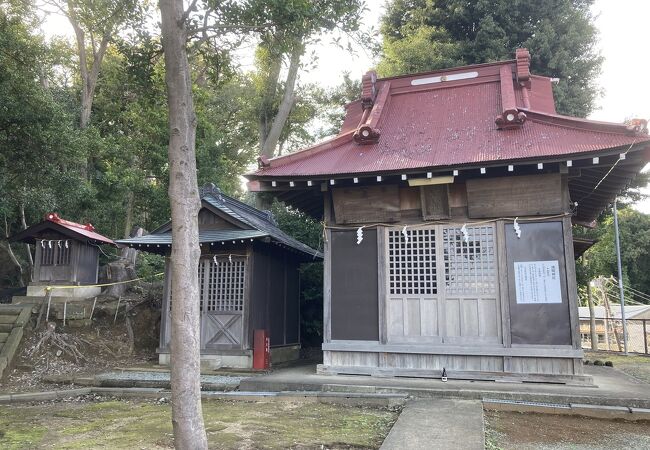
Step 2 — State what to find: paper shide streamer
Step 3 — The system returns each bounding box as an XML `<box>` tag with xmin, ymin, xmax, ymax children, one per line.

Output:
<box><xmin>460</xmin><ymin>224</ymin><xmax>469</xmax><ymax>244</ymax></box>
<box><xmin>402</xmin><ymin>225</ymin><xmax>409</xmax><ymax>243</ymax></box>
<box><xmin>356</xmin><ymin>227</ymin><xmax>364</xmax><ymax>245</ymax></box>
<box><xmin>513</xmin><ymin>217</ymin><xmax>522</xmax><ymax>238</ymax></box>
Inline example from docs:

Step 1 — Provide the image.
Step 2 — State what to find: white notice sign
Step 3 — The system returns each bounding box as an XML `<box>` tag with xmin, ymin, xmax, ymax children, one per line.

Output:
<box><xmin>514</xmin><ymin>260</ymin><xmax>562</xmax><ymax>304</ymax></box>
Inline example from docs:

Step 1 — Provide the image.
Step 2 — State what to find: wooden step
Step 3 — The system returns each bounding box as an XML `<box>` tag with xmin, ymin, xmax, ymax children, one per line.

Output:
<box><xmin>0</xmin><ymin>315</ymin><xmax>17</xmax><ymax>324</ymax></box>
<box><xmin>0</xmin><ymin>305</ymin><xmax>34</xmax><ymax>314</ymax></box>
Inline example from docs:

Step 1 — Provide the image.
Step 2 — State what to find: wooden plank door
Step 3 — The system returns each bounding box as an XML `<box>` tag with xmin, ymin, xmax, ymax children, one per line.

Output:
<box><xmin>199</xmin><ymin>256</ymin><xmax>247</xmax><ymax>350</ymax></box>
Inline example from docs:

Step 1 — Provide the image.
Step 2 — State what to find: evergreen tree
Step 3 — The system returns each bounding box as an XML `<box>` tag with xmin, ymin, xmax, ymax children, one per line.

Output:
<box><xmin>379</xmin><ymin>0</ymin><xmax>602</xmax><ymax>117</ymax></box>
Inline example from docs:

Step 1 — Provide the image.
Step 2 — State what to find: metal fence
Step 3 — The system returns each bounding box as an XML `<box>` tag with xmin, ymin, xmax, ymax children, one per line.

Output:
<box><xmin>580</xmin><ymin>317</ymin><xmax>649</xmax><ymax>354</ymax></box>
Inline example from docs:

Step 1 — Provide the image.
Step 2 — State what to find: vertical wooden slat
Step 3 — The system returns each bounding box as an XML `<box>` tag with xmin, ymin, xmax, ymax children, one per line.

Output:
<box><xmin>563</xmin><ymin>216</ymin><xmax>582</xmax><ymax>374</ymax></box>
<box><xmin>323</xmin><ymin>228</ymin><xmax>332</xmax><ymax>343</ymax></box>
<box><xmin>496</xmin><ymin>220</ymin><xmax>512</xmax><ymax>371</ymax></box>
<box><xmin>377</xmin><ymin>226</ymin><xmax>387</xmax><ymax>344</ymax></box>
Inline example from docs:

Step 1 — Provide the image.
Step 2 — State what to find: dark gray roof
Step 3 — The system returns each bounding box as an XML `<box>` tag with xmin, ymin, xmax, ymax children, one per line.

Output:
<box><xmin>117</xmin><ymin>185</ymin><xmax>322</xmax><ymax>260</ymax></box>
<box><xmin>117</xmin><ymin>229</ymin><xmax>268</xmax><ymax>246</ymax></box>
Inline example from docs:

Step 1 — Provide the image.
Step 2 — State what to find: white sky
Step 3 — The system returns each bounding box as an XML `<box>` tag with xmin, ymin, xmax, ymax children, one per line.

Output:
<box><xmin>40</xmin><ymin>0</ymin><xmax>650</xmax><ymax>212</ymax></box>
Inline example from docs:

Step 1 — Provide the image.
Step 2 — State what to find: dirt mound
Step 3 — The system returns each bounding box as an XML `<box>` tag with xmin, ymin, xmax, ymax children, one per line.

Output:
<box><xmin>2</xmin><ymin>292</ymin><xmax>161</xmax><ymax>392</ymax></box>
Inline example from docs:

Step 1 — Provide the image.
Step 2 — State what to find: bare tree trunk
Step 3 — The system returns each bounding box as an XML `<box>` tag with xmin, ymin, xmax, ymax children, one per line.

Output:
<box><xmin>159</xmin><ymin>0</ymin><xmax>208</xmax><ymax>448</ymax></box>
<box><xmin>19</xmin><ymin>203</ymin><xmax>33</xmax><ymax>281</ymax></box>
<box><xmin>260</xmin><ymin>43</ymin><xmax>303</xmax><ymax>158</ymax></box>
<box><xmin>258</xmin><ymin>53</ymin><xmax>283</xmax><ymax>147</ymax></box>
<box><xmin>124</xmin><ymin>191</ymin><xmax>135</xmax><ymax>239</ymax></box>
<box><xmin>67</xmin><ymin>0</ymin><xmax>111</xmax><ymax>130</ymax></box>
<box><xmin>587</xmin><ymin>281</ymin><xmax>598</xmax><ymax>351</ymax></box>
<box><xmin>2</xmin><ymin>215</ymin><xmax>24</xmax><ymax>287</ymax></box>
<box><xmin>603</xmin><ymin>289</ymin><xmax>622</xmax><ymax>351</ymax></box>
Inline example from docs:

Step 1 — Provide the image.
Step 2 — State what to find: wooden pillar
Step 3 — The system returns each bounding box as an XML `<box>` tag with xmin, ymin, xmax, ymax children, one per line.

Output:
<box><xmin>323</xmin><ymin>186</ymin><xmax>332</xmax><ymax>344</ymax></box>
<box><xmin>562</xmin><ymin>215</ymin><xmax>582</xmax><ymax>374</ymax></box>
<box><xmin>377</xmin><ymin>226</ymin><xmax>387</xmax><ymax>345</ymax></box>
<box><xmin>496</xmin><ymin>220</ymin><xmax>512</xmax><ymax>371</ymax></box>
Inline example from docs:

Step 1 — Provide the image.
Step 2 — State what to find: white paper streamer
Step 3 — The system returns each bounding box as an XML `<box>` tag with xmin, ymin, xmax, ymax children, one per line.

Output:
<box><xmin>402</xmin><ymin>225</ymin><xmax>409</xmax><ymax>243</ymax></box>
<box><xmin>356</xmin><ymin>227</ymin><xmax>364</xmax><ymax>245</ymax></box>
<box><xmin>513</xmin><ymin>217</ymin><xmax>521</xmax><ymax>238</ymax></box>
<box><xmin>461</xmin><ymin>224</ymin><xmax>469</xmax><ymax>244</ymax></box>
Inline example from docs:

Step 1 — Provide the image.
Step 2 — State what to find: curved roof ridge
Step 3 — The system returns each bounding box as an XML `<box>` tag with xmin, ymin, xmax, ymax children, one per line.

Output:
<box><xmin>376</xmin><ymin>59</ymin><xmax>516</xmax><ymax>82</ymax></box>
<box><xmin>523</xmin><ymin>109</ymin><xmax>649</xmax><ymax>136</ymax></box>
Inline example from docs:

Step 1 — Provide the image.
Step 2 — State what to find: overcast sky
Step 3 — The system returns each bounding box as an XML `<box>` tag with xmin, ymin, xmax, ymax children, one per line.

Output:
<box><xmin>40</xmin><ymin>0</ymin><xmax>650</xmax><ymax>212</ymax></box>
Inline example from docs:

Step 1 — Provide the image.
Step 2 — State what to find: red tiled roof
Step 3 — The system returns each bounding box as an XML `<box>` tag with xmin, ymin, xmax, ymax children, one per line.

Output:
<box><xmin>45</xmin><ymin>213</ymin><xmax>115</xmax><ymax>245</ymax></box>
<box><xmin>249</xmin><ymin>53</ymin><xmax>649</xmax><ymax>179</ymax></box>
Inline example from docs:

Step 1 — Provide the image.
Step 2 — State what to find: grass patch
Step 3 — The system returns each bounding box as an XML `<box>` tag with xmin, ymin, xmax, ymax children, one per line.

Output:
<box><xmin>0</xmin><ymin>398</ymin><xmax>398</xmax><ymax>449</ymax></box>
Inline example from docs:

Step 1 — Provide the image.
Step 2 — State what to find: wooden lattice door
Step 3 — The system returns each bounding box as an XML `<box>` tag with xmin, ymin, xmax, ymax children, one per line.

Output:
<box><xmin>199</xmin><ymin>256</ymin><xmax>247</xmax><ymax>350</ymax></box>
<box><xmin>386</xmin><ymin>224</ymin><xmax>500</xmax><ymax>344</ymax></box>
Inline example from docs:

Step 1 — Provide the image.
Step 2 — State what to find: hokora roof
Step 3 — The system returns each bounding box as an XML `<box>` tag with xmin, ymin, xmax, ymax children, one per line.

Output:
<box><xmin>117</xmin><ymin>184</ymin><xmax>322</xmax><ymax>260</ymax></box>
<box><xmin>9</xmin><ymin>213</ymin><xmax>116</xmax><ymax>246</ymax></box>
<box><xmin>246</xmin><ymin>49</ymin><xmax>650</xmax><ymax>223</ymax></box>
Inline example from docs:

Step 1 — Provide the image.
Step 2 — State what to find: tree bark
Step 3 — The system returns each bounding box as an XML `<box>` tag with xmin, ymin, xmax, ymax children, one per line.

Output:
<box><xmin>67</xmin><ymin>0</ymin><xmax>111</xmax><ymax>130</ymax></box>
<box><xmin>19</xmin><ymin>203</ymin><xmax>33</xmax><ymax>281</ymax></box>
<box><xmin>260</xmin><ymin>43</ymin><xmax>303</xmax><ymax>158</ymax></box>
<box><xmin>159</xmin><ymin>0</ymin><xmax>208</xmax><ymax>448</ymax></box>
<box><xmin>258</xmin><ymin>52</ymin><xmax>282</xmax><ymax>148</ymax></box>
<box><xmin>587</xmin><ymin>281</ymin><xmax>598</xmax><ymax>351</ymax></box>
<box><xmin>124</xmin><ymin>191</ymin><xmax>135</xmax><ymax>239</ymax></box>
<box><xmin>2</xmin><ymin>214</ymin><xmax>24</xmax><ymax>287</ymax></box>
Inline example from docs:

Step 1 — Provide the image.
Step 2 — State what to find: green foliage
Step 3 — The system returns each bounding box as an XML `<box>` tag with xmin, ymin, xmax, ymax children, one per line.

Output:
<box><xmin>576</xmin><ymin>207</ymin><xmax>650</xmax><ymax>304</ymax></box>
<box><xmin>0</xmin><ymin>8</ymin><xmax>86</xmax><ymax>231</ymax></box>
<box><xmin>379</xmin><ymin>0</ymin><xmax>603</xmax><ymax>116</ymax></box>
<box><xmin>311</xmin><ymin>72</ymin><xmax>362</xmax><ymax>139</ymax></box>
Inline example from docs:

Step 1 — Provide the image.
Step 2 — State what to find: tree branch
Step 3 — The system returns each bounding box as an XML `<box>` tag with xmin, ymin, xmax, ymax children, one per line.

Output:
<box><xmin>179</xmin><ymin>0</ymin><xmax>199</xmax><ymax>25</ymax></box>
<box><xmin>261</xmin><ymin>42</ymin><xmax>304</xmax><ymax>158</ymax></box>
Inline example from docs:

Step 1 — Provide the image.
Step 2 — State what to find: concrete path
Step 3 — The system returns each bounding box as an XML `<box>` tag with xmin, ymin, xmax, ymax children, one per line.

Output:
<box><xmin>240</xmin><ymin>364</ymin><xmax>650</xmax><ymax>409</ymax></box>
<box><xmin>380</xmin><ymin>399</ymin><xmax>484</xmax><ymax>450</ymax></box>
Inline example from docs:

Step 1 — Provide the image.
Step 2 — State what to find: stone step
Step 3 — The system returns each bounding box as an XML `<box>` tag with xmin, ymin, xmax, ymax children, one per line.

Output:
<box><xmin>0</xmin><ymin>332</ymin><xmax>8</xmax><ymax>344</ymax></box>
<box><xmin>0</xmin><ymin>324</ymin><xmax>14</xmax><ymax>333</ymax></box>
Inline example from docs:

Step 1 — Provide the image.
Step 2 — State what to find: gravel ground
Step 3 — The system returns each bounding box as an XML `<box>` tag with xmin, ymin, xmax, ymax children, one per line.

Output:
<box><xmin>485</xmin><ymin>410</ymin><xmax>650</xmax><ymax>450</ymax></box>
<box><xmin>95</xmin><ymin>371</ymin><xmax>244</xmax><ymax>385</ymax></box>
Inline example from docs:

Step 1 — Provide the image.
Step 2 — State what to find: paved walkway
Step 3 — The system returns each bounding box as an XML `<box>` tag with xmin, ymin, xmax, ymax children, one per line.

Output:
<box><xmin>380</xmin><ymin>399</ymin><xmax>484</xmax><ymax>450</ymax></box>
<box><xmin>240</xmin><ymin>363</ymin><xmax>650</xmax><ymax>409</ymax></box>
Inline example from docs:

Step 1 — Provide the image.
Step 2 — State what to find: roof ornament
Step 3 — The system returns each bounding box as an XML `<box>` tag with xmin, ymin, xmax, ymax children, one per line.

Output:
<box><xmin>515</xmin><ymin>48</ymin><xmax>531</xmax><ymax>88</ymax></box>
<box><xmin>263</xmin><ymin>210</ymin><xmax>277</xmax><ymax>226</ymax></box>
<box><xmin>360</xmin><ymin>70</ymin><xmax>378</xmax><ymax>110</ymax></box>
<box><xmin>200</xmin><ymin>183</ymin><xmax>223</xmax><ymax>203</ymax></box>
<box><xmin>257</xmin><ymin>155</ymin><xmax>271</xmax><ymax>168</ymax></box>
<box><xmin>354</xmin><ymin>74</ymin><xmax>390</xmax><ymax>145</ymax></box>
<box><xmin>626</xmin><ymin>118</ymin><xmax>648</xmax><ymax>135</ymax></box>
<box><xmin>495</xmin><ymin>64</ymin><xmax>527</xmax><ymax>130</ymax></box>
